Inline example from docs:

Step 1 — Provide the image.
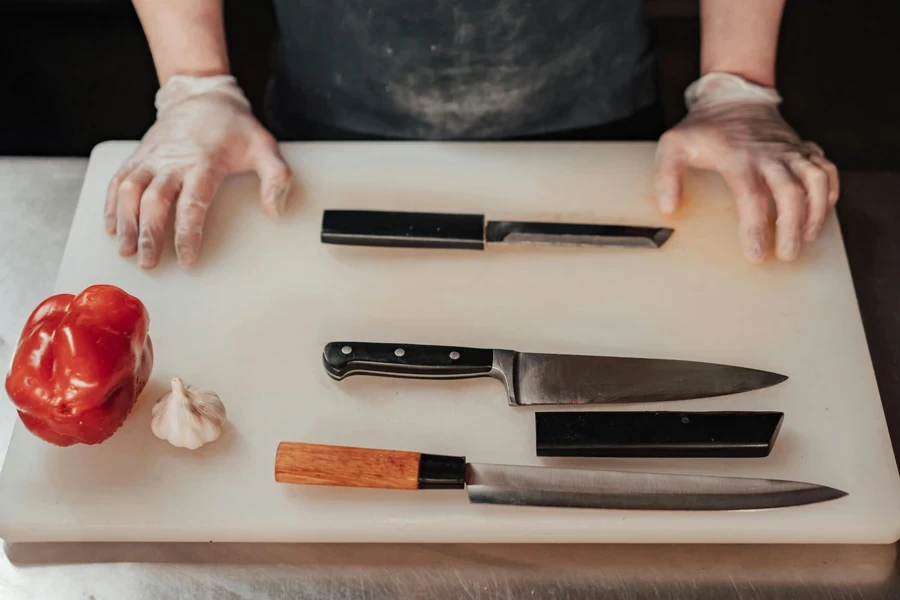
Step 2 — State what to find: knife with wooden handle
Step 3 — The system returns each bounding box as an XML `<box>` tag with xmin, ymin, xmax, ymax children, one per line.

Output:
<box><xmin>321</xmin><ymin>210</ymin><xmax>673</xmax><ymax>250</ymax></box>
<box><xmin>323</xmin><ymin>342</ymin><xmax>788</xmax><ymax>405</ymax></box>
<box><xmin>274</xmin><ymin>442</ymin><xmax>847</xmax><ymax>511</ymax></box>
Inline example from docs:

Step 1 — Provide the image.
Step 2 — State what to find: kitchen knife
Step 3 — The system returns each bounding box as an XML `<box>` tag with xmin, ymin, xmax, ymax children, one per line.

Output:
<box><xmin>323</xmin><ymin>342</ymin><xmax>788</xmax><ymax>405</ymax></box>
<box><xmin>321</xmin><ymin>209</ymin><xmax>673</xmax><ymax>250</ymax></box>
<box><xmin>274</xmin><ymin>442</ymin><xmax>847</xmax><ymax>511</ymax></box>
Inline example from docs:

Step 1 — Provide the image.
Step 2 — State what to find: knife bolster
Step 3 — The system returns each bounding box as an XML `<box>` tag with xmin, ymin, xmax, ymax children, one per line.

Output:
<box><xmin>418</xmin><ymin>453</ymin><xmax>467</xmax><ymax>489</ymax></box>
<box><xmin>490</xmin><ymin>349</ymin><xmax>518</xmax><ymax>405</ymax></box>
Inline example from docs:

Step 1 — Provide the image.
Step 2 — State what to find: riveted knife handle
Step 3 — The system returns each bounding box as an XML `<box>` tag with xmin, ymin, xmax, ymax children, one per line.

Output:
<box><xmin>275</xmin><ymin>442</ymin><xmax>467</xmax><ymax>490</ymax></box>
<box><xmin>321</xmin><ymin>210</ymin><xmax>486</xmax><ymax>249</ymax></box>
<box><xmin>323</xmin><ymin>342</ymin><xmax>495</xmax><ymax>380</ymax></box>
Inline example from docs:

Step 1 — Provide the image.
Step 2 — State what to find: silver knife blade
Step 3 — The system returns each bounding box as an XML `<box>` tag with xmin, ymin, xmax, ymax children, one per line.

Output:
<box><xmin>485</xmin><ymin>221</ymin><xmax>673</xmax><ymax>249</ymax></box>
<box><xmin>465</xmin><ymin>463</ymin><xmax>847</xmax><ymax>511</ymax></box>
<box><xmin>491</xmin><ymin>351</ymin><xmax>787</xmax><ymax>406</ymax></box>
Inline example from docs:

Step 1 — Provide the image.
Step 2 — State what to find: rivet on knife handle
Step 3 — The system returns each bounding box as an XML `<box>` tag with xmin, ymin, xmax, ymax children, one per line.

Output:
<box><xmin>323</xmin><ymin>342</ymin><xmax>496</xmax><ymax>380</ymax></box>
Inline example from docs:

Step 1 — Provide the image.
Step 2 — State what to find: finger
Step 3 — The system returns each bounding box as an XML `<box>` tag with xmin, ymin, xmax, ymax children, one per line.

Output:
<box><xmin>760</xmin><ymin>161</ymin><xmax>806</xmax><ymax>262</ymax></box>
<box><xmin>174</xmin><ymin>166</ymin><xmax>225</xmax><ymax>267</ymax></box>
<box><xmin>105</xmin><ymin>163</ymin><xmax>134</xmax><ymax>235</ymax></box>
<box><xmin>804</xmin><ymin>142</ymin><xmax>825</xmax><ymax>157</ymax></box>
<box><xmin>789</xmin><ymin>157</ymin><xmax>830</xmax><ymax>242</ymax></box>
<box><xmin>116</xmin><ymin>168</ymin><xmax>154</xmax><ymax>256</ymax></box>
<box><xmin>653</xmin><ymin>141</ymin><xmax>687</xmax><ymax>215</ymax></box>
<box><xmin>253</xmin><ymin>137</ymin><xmax>293</xmax><ymax>218</ymax></box>
<box><xmin>808</xmin><ymin>154</ymin><xmax>840</xmax><ymax>206</ymax></box>
<box><xmin>137</xmin><ymin>173</ymin><xmax>182</xmax><ymax>269</ymax></box>
<box><xmin>719</xmin><ymin>167</ymin><xmax>771</xmax><ymax>263</ymax></box>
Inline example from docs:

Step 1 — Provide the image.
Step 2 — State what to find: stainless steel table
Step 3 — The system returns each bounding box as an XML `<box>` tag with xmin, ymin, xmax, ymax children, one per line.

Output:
<box><xmin>1</xmin><ymin>158</ymin><xmax>898</xmax><ymax>600</ymax></box>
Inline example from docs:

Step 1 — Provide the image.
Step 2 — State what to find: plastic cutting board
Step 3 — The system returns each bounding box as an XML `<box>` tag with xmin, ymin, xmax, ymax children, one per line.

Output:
<box><xmin>1</xmin><ymin>142</ymin><xmax>898</xmax><ymax>543</ymax></box>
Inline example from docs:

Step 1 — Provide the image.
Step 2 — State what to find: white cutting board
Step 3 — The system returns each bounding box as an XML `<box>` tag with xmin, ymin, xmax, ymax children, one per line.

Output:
<box><xmin>1</xmin><ymin>142</ymin><xmax>899</xmax><ymax>544</ymax></box>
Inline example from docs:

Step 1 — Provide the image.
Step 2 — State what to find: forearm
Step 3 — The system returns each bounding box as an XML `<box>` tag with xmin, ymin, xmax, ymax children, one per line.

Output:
<box><xmin>700</xmin><ymin>0</ymin><xmax>786</xmax><ymax>88</ymax></box>
<box><xmin>132</xmin><ymin>0</ymin><xmax>230</xmax><ymax>84</ymax></box>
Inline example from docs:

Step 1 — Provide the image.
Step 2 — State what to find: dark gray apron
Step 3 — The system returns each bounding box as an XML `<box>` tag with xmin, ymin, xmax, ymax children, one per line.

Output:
<box><xmin>266</xmin><ymin>0</ymin><xmax>657</xmax><ymax>140</ymax></box>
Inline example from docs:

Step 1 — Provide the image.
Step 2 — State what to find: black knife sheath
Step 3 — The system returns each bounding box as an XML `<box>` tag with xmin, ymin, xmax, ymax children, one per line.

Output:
<box><xmin>535</xmin><ymin>411</ymin><xmax>784</xmax><ymax>458</ymax></box>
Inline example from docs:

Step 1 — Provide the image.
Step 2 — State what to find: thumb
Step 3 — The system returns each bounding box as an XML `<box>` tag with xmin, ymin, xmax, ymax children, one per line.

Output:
<box><xmin>654</xmin><ymin>143</ymin><xmax>687</xmax><ymax>215</ymax></box>
<box><xmin>253</xmin><ymin>139</ymin><xmax>293</xmax><ymax>219</ymax></box>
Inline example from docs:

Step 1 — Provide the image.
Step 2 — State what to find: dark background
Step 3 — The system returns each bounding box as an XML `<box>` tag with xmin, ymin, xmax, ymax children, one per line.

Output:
<box><xmin>0</xmin><ymin>0</ymin><xmax>897</xmax><ymax>169</ymax></box>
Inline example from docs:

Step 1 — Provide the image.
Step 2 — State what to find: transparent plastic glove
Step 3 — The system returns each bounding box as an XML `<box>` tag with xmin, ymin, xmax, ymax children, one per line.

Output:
<box><xmin>654</xmin><ymin>73</ymin><xmax>839</xmax><ymax>263</ymax></box>
<box><xmin>105</xmin><ymin>75</ymin><xmax>292</xmax><ymax>269</ymax></box>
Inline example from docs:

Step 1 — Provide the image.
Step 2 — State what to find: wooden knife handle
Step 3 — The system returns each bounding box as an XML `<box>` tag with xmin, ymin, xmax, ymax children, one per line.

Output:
<box><xmin>275</xmin><ymin>442</ymin><xmax>467</xmax><ymax>490</ymax></box>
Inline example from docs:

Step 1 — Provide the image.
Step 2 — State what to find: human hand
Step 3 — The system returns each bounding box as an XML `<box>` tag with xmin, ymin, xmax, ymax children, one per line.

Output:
<box><xmin>105</xmin><ymin>75</ymin><xmax>293</xmax><ymax>269</ymax></box>
<box><xmin>654</xmin><ymin>73</ymin><xmax>839</xmax><ymax>263</ymax></box>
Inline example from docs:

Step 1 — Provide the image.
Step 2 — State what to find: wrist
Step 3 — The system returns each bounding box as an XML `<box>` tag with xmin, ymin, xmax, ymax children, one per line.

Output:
<box><xmin>700</xmin><ymin>61</ymin><xmax>775</xmax><ymax>89</ymax></box>
<box><xmin>685</xmin><ymin>72</ymin><xmax>781</xmax><ymax>111</ymax></box>
<box><xmin>155</xmin><ymin>75</ymin><xmax>251</xmax><ymax>115</ymax></box>
<box><xmin>159</xmin><ymin>66</ymin><xmax>231</xmax><ymax>86</ymax></box>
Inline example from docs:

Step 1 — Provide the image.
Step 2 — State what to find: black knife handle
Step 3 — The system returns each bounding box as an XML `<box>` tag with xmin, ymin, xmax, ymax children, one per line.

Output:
<box><xmin>321</xmin><ymin>210</ymin><xmax>486</xmax><ymax>250</ymax></box>
<box><xmin>323</xmin><ymin>342</ymin><xmax>495</xmax><ymax>380</ymax></box>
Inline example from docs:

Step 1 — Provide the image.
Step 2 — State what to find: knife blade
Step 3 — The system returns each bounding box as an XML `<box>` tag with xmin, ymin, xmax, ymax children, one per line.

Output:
<box><xmin>321</xmin><ymin>210</ymin><xmax>673</xmax><ymax>250</ymax></box>
<box><xmin>274</xmin><ymin>442</ymin><xmax>848</xmax><ymax>511</ymax></box>
<box><xmin>323</xmin><ymin>342</ymin><xmax>788</xmax><ymax>405</ymax></box>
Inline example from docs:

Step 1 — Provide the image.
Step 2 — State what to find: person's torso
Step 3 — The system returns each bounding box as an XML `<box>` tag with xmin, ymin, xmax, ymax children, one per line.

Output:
<box><xmin>267</xmin><ymin>0</ymin><xmax>656</xmax><ymax>140</ymax></box>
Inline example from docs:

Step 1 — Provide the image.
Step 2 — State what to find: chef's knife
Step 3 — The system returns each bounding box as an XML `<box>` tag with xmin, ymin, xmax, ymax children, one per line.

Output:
<box><xmin>323</xmin><ymin>342</ymin><xmax>787</xmax><ymax>405</ymax></box>
<box><xmin>274</xmin><ymin>442</ymin><xmax>847</xmax><ymax>511</ymax></box>
<box><xmin>321</xmin><ymin>209</ymin><xmax>673</xmax><ymax>250</ymax></box>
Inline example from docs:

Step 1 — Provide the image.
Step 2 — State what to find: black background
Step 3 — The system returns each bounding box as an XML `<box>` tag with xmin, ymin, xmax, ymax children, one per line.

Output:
<box><xmin>0</xmin><ymin>0</ymin><xmax>898</xmax><ymax>170</ymax></box>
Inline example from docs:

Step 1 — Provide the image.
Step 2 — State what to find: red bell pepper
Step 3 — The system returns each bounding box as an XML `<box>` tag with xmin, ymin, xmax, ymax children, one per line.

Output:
<box><xmin>4</xmin><ymin>284</ymin><xmax>153</xmax><ymax>446</ymax></box>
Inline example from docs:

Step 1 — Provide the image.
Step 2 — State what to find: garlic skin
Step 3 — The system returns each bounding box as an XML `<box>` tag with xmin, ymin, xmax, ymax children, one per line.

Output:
<box><xmin>151</xmin><ymin>378</ymin><xmax>226</xmax><ymax>450</ymax></box>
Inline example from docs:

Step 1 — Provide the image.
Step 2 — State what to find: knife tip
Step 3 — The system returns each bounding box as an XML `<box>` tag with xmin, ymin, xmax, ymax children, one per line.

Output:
<box><xmin>817</xmin><ymin>485</ymin><xmax>849</xmax><ymax>504</ymax></box>
<box><xmin>765</xmin><ymin>372</ymin><xmax>790</xmax><ymax>387</ymax></box>
<box><xmin>653</xmin><ymin>228</ymin><xmax>675</xmax><ymax>247</ymax></box>
<box><xmin>730</xmin><ymin>369</ymin><xmax>787</xmax><ymax>396</ymax></box>
<box><xmin>832</xmin><ymin>487</ymin><xmax>850</xmax><ymax>500</ymax></box>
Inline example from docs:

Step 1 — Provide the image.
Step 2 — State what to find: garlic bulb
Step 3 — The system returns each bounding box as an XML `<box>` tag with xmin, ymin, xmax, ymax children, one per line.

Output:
<box><xmin>151</xmin><ymin>378</ymin><xmax>226</xmax><ymax>450</ymax></box>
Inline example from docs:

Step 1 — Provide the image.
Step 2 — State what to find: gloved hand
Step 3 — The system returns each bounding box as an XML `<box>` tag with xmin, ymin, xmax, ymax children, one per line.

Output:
<box><xmin>654</xmin><ymin>72</ymin><xmax>839</xmax><ymax>263</ymax></box>
<box><xmin>105</xmin><ymin>75</ymin><xmax>293</xmax><ymax>269</ymax></box>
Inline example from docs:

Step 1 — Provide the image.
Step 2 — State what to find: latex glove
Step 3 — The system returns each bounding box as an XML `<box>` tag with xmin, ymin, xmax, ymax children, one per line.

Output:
<box><xmin>105</xmin><ymin>75</ymin><xmax>292</xmax><ymax>269</ymax></box>
<box><xmin>654</xmin><ymin>72</ymin><xmax>839</xmax><ymax>263</ymax></box>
